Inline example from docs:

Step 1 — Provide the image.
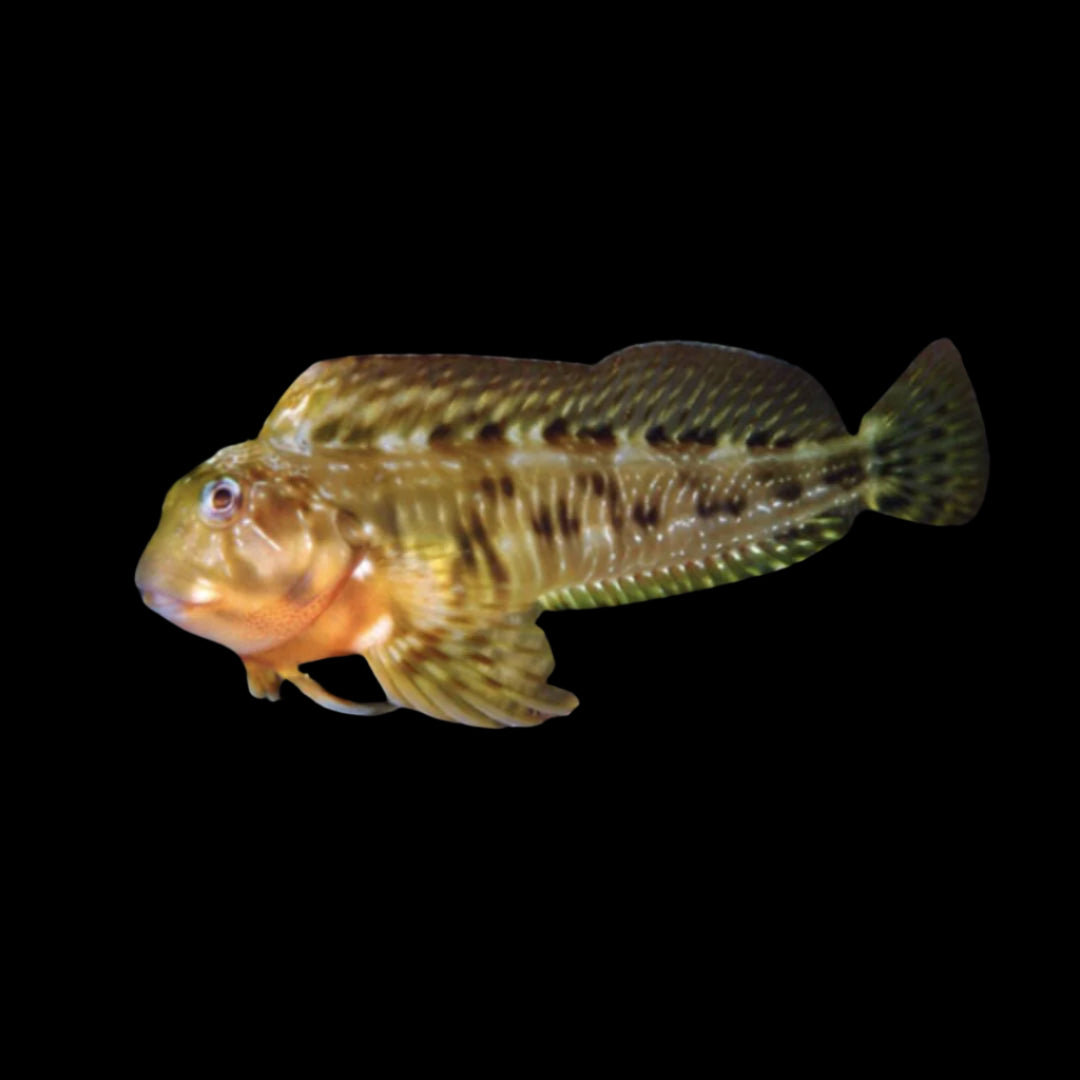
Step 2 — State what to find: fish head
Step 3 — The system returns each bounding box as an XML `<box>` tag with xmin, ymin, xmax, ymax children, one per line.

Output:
<box><xmin>135</xmin><ymin>441</ymin><xmax>357</xmax><ymax>656</ymax></box>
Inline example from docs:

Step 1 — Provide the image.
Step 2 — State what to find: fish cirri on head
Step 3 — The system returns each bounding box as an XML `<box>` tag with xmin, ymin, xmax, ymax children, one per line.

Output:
<box><xmin>136</xmin><ymin>339</ymin><xmax>988</xmax><ymax>728</ymax></box>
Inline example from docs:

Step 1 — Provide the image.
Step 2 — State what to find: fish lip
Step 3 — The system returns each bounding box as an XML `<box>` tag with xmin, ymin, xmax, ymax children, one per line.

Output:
<box><xmin>140</xmin><ymin>589</ymin><xmax>215</xmax><ymax>618</ymax></box>
<box><xmin>136</xmin><ymin>557</ymin><xmax>220</xmax><ymax>617</ymax></box>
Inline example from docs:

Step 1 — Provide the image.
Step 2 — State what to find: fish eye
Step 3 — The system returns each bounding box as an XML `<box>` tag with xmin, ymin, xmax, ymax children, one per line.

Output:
<box><xmin>201</xmin><ymin>477</ymin><xmax>242</xmax><ymax>522</ymax></box>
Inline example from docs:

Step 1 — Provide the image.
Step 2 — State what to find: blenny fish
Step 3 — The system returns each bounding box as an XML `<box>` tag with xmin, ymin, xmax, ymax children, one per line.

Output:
<box><xmin>136</xmin><ymin>339</ymin><xmax>988</xmax><ymax>728</ymax></box>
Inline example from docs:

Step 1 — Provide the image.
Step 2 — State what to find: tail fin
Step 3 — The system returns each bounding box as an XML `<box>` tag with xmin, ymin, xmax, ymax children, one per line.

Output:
<box><xmin>859</xmin><ymin>339</ymin><xmax>988</xmax><ymax>525</ymax></box>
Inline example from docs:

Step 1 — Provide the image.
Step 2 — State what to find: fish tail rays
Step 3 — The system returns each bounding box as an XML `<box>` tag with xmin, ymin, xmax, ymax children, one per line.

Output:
<box><xmin>860</xmin><ymin>339</ymin><xmax>989</xmax><ymax>526</ymax></box>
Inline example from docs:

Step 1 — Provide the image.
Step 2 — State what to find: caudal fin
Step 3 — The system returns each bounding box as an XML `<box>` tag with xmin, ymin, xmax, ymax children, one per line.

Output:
<box><xmin>859</xmin><ymin>339</ymin><xmax>988</xmax><ymax>525</ymax></box>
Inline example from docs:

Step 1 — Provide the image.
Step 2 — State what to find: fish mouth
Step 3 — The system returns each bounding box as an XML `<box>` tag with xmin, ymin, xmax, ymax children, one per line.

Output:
<box><xmin>136</xmin><ymin>550</ymin><xmax>220</xmax><ymax>618</ymax></box>
<box><xmin>140</xmin><ymin>589</ymin><xmax>216</xmax><ymax>619</ymax></box>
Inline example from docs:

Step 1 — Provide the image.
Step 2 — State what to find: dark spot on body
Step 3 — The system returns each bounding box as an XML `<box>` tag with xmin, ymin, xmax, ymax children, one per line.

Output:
<box><xmin>578</xmin><ymin>423</ymin><xmax>616</xmax><ymax>445</ymax></box>
<box><xmin>456</xmin><ymin>527</ymin><xmax>477</xmax><ymax>570</ymax></box>
<box><xmin>645</xmin><ymin>425</ymin><xmax>669</xmax><ymax>445</ymax></box>
<box><xmin>776</xmin><ymin>481</ymin><xmax>803</xmax><ymax>501</ymax></box>
<box><xmin>500</xmin><ymin>476</ymin><xmax>515</xmax><ymax>497</ymax></box>
<box><xmin>679</xmin><ymin>428</ymin><xmax>718</xmax><ymax>446</ymax></box>
<box><xmin>533</xmin><ymin>506</ymin><xmax>554</xmax><ymax>539</ymax></box>
<box><xmin>723</xmin><ymin>495</ymin><xmax>745</xmax><ymax>516</ymax></box>
<box><xmin>773</xmin><ymin>435</ymin><xmax>797</xmax><ymax>448</ymax></box>
<box><xmin>543</xmin><ymin>417</ymin><xmax>569</xmax><ymax>443</ymax></box>
<box><xmin>557</xmin><ymin>497</ymin><xmax>580</xmax><ymax>536</ymax></box>
<box><xmin>429</xmin><ymin>423</ymin><xmax>453</xmax><ymax>444</ymax></box>
<box><xmin>774</xmin><ymin>527</ymin><xmax>801</xmax><ymax>542</ymax></box>
<box><xmin>823</xmin><ymin>463</ymin><xmax>866</xmax><ymax>487</ymax></box>
<box><xmin>591</xmin><ymin>472</ymin><xmax>605</xmax><ymax>495</ymax></box>
<box><xmin>696</xmin><ymin>497</ymin><xmax>722</xmax><ymax>518</ymax></box>
<box><xmin>632</xmin><ymin>501</ymin><xmax>659</xmax><ymax>528</ymax></box>
<box><xmin>313</xmin><ymin>419</ymin><xmax>341</xmax><ymax>442</ymax></box>
<box><xmin>481</xmin><ymin>477</ymin><xmax>498</xmax><ymax>499</ymax></box>
<box><xmin>478</xmin><ymin>422</ymin><xmax>504</xmax><ymax>442</ymax></box>
<box><xmin>928</xmin><ymin>426</ymin><xmax>946</xmax><ymax>441</ymax></box>
<box><xmin>470</xmin><ymin>510</ymin><xmax>509</xmax><ymax>583</ymax></box>
<box><xmin>469</xmin><ymin>511</ymin><xmax>490</xmax><ymax>544</ymax></box>
<box><xmin>746</xmin><ymin>429</ymin><xmax>772</xmax><ymax>448</ymax></box>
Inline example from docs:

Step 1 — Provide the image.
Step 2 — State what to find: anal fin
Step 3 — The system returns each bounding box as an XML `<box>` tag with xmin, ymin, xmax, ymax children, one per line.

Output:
<box><xmin>539</xmin><ymin>507</ymin><xmax>860</xmax><ymax>610</ymax></box>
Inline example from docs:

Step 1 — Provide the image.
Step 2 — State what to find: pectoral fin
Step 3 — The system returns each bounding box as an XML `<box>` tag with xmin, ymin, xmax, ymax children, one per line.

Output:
<box><xmin>365</xmin><ymin>608</ymin><xmax>578</xmax><ymax>728</ymax></box>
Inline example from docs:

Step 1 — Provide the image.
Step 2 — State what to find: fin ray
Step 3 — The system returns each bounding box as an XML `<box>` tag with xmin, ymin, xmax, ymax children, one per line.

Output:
<box><xmin>539</xmin><ymin>508</ymin><xmax>859</xmax><ymax>610</ymax></box>
<box><xmin>366</xmin><ymin>608</ymin><xmax>577</xmax><ymax>728</ymax></box>
<box><xmin>261</xmin><ymin>343</ymin><xmax>848</xmax><ymax>454</ymax></box>
<box><xmin>860</xmin><ymin>339</ymin><xmax>988</xmax><ymax>525</ymax></box>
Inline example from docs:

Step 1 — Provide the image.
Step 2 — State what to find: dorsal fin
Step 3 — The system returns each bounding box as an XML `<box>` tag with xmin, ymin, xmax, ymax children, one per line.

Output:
<box><xmin>259</xmin><ymin>343</ymin><xmax>848</xmax><ymax>455</ymax></box>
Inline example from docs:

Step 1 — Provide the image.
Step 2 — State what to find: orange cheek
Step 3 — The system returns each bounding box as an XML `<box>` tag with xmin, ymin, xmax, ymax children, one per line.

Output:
<box><xmin>187</xmin><ymin>576</ymin><xmax>349</xmax><ymax>658</ymax></box>
<box><xmin>245</xmin><ymin>576</ymin><xmax>393</xmax><ymax>669</ymax></box>
<box><xmin>244</xmin><ymin>592</ymin><xmax>327</xmax><ymax>641</ymax></box>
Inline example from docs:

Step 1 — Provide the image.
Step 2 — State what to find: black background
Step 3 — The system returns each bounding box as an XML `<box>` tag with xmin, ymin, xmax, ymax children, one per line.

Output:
<box><xmin>13</xmin><ymin>6</ymin><xmax>1059</xmax><ymax>1049</ymax></box>
<box><xmin>42</xmin><ymin>39</ymin><xmax>1040</xmax><ymax>1032</ymax></box>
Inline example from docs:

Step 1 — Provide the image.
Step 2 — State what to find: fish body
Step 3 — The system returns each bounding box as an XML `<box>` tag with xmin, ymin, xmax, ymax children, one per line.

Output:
<box><xmin>135</xmin><ymin>339</ymin><xmax>988</xmax><ymax>727</ymax></box>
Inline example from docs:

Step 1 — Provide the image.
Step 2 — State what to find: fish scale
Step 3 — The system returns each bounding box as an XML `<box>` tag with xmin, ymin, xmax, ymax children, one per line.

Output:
<box><xmin>136</xmin><ymin>339</ymin><xmax>988</xmax><ymax>727</ymax></box>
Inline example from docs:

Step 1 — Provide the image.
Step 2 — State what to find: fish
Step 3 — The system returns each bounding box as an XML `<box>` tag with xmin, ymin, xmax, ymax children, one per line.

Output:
<box><xmin>135</xmin><ymin>338</ymin><xmax>988</xmax><ymax>728</ymax></box>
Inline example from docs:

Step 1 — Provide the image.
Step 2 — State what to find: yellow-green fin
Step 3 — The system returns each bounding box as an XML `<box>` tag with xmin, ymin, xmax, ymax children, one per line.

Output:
<box><xmin>539</xmin><ymin>509</ymin><xmax>858</xmax><ymax>611</ymax></box>
<box><xmin>860</xmin><ymin>339</ymin><xmax>988</xmax><ymax>525</ymax></box>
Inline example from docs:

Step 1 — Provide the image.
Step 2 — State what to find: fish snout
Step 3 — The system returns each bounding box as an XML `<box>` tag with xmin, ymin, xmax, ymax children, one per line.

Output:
<box><xmin>140</xmin><ymin>589</ymin><xmax>188</xmax><ymax>618</ymax></box>
<box><xmin>134</xmin><ymin>548</ymin><xmax>157</xmax><ymax>598</ymax></box>
<box><xmin>135</xmin><ymin>549</ymin><xmax>219</xmax><ymax>618</ymax></box>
